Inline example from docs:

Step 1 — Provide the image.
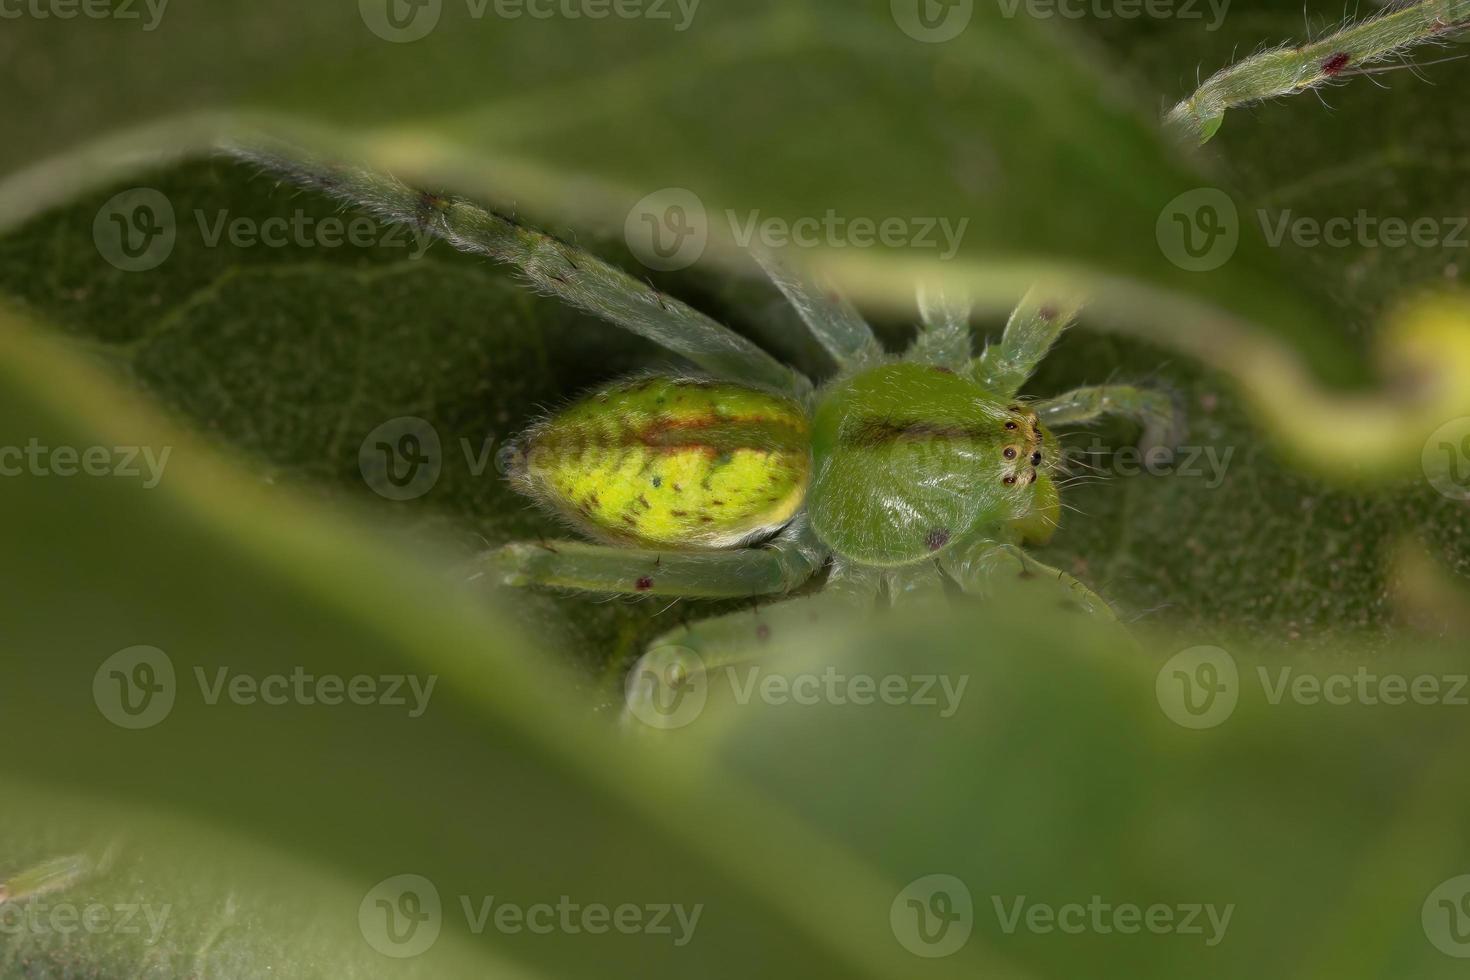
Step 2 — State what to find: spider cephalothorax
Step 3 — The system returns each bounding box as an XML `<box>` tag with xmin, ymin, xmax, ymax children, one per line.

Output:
<box><xmin>805</xmin><ymin>362</ymin><xmax>1061</xmax><ymax>567</ymax></box>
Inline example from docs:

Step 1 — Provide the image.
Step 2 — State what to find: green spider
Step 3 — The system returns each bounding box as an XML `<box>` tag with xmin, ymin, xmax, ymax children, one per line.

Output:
<box><xmin>488</xmin><ymin>253</ymin><xmax>1180</xmax><ymax>647</ymax></box>
<box><xmin>237</xmin><ymin>147</ymin><xmax>1179</xmax><ymax>666</ymax></box>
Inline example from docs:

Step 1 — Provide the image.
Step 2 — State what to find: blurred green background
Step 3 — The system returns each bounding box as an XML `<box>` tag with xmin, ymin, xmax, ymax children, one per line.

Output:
<box><xmin>2</xmin><ymin>1</ymin><xmax>1469</xmax><ymax>977</ymax></box>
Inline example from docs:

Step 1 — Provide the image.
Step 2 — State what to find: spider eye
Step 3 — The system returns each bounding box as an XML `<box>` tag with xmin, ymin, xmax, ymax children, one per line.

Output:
<box><xmin>1004</xmin><ymin>421</ymin><xmax>1018</xmax><ymax>431</ymax></box>
<box><xmin>1003</xmin><ymin>447</ymin><xmax>1017</xmax><ymax>460</ymax></box>
<box><xmin>1002</xmin><ymin>474</ymin><xmax>1017</xmax><ymax>485</ymax></box>
<box><xmin>1031</xmin><ymin>450</ymin><xmax>1042</xmax><ymax>465</ymax></box>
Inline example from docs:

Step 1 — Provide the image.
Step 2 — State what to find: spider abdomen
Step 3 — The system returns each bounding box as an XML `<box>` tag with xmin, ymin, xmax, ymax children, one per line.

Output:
<box><xmin>510</xmin><ymin>377</ymin><xmax>811</xmax><ymax>549</ymax></box>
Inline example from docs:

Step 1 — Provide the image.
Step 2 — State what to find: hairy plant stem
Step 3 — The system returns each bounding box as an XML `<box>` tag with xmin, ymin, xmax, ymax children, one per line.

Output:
<box><xmin>1166</xmin><ymin>0</ymin><xmax>1470</xmax><ymax>144</ymax></box>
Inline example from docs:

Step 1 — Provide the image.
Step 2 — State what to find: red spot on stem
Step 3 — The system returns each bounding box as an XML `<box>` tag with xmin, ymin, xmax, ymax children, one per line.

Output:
<box><xmin>1322</xmin><ymin>52</ymin><xmax>1351</xmax><ymax>75</ymax></box>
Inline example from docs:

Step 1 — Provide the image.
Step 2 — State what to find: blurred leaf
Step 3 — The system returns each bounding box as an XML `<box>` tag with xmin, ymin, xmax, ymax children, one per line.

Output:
<box><xmin>627</xmin><ymin>579</ymin><xmax>1470</xmax><ymax>979</ymax></box>
<box><xmin>0</xmin><ymin>0</ymin><xmax>1371</xmax><ymax>372</ymax></box>
<box><xmin>0</xmin><ymin>305</ymin><xmax>956</xmax><ymax>979</ymax></box>
<box><xmin>5</xmin><ymin>304</ymin><xmax>1470</xmax><ymax>979</ymax></box>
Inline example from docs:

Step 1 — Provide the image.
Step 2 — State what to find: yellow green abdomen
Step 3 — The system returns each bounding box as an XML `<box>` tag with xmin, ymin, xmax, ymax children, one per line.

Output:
<box><xmin>511</xmin><ymin>377</ymin><xmax>810</xmax><ymax>549</ymax></box>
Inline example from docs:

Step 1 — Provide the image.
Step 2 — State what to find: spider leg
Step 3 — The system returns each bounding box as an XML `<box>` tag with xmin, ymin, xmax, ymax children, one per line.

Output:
<box><xmin>621</xmin><ymin>560</ymin><xmax>882</xmax><ymax>722</ymax></box>
<box><xmin>905</xmin><ymin>282</ymin><xmax>973</xmax><ymax>369</ymax></box>
<box><xmin>626</xmin><ymin>558</ymin><xmax>876</xmax><ymax>675</ymax></box>
<box><xmin>1033</xmin><ymin>384</ymin><xmax>1185</xmax><ymax>454</ymax></box>
<box><xmin>751</xmin><ymin>250</ymin><xmax>884</xmax><ymax>373</ymax></box>
<box><xmin>970</xmin><ymin>287</ymin><xmax>1083</xmax><ymax>399</ymax></box>
<box><xmin>885</xmin><ymin>561</ymin><xmax>950</xmax><ymax>609</ymax></box>
<box><xmin>229</xmin><ymin>143</ymin><xmax>808</xmax><ymax>398</ymax></box>
<box><xmin>485</xmin><ymin>517</ymin><xmax>827</xmax><ymax>598</ymax></box>
<box><xmin>937</xmin><ymin>536</ymin><xmax>1118</xmax><ymax>622</ymax></box>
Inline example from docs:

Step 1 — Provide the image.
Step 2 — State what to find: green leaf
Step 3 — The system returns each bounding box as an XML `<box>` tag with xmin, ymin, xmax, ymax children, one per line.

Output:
<box><xmin>5</xmin><ymin>4</ymin><xmax>1470</xmax><ymax>977</ymax></box>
